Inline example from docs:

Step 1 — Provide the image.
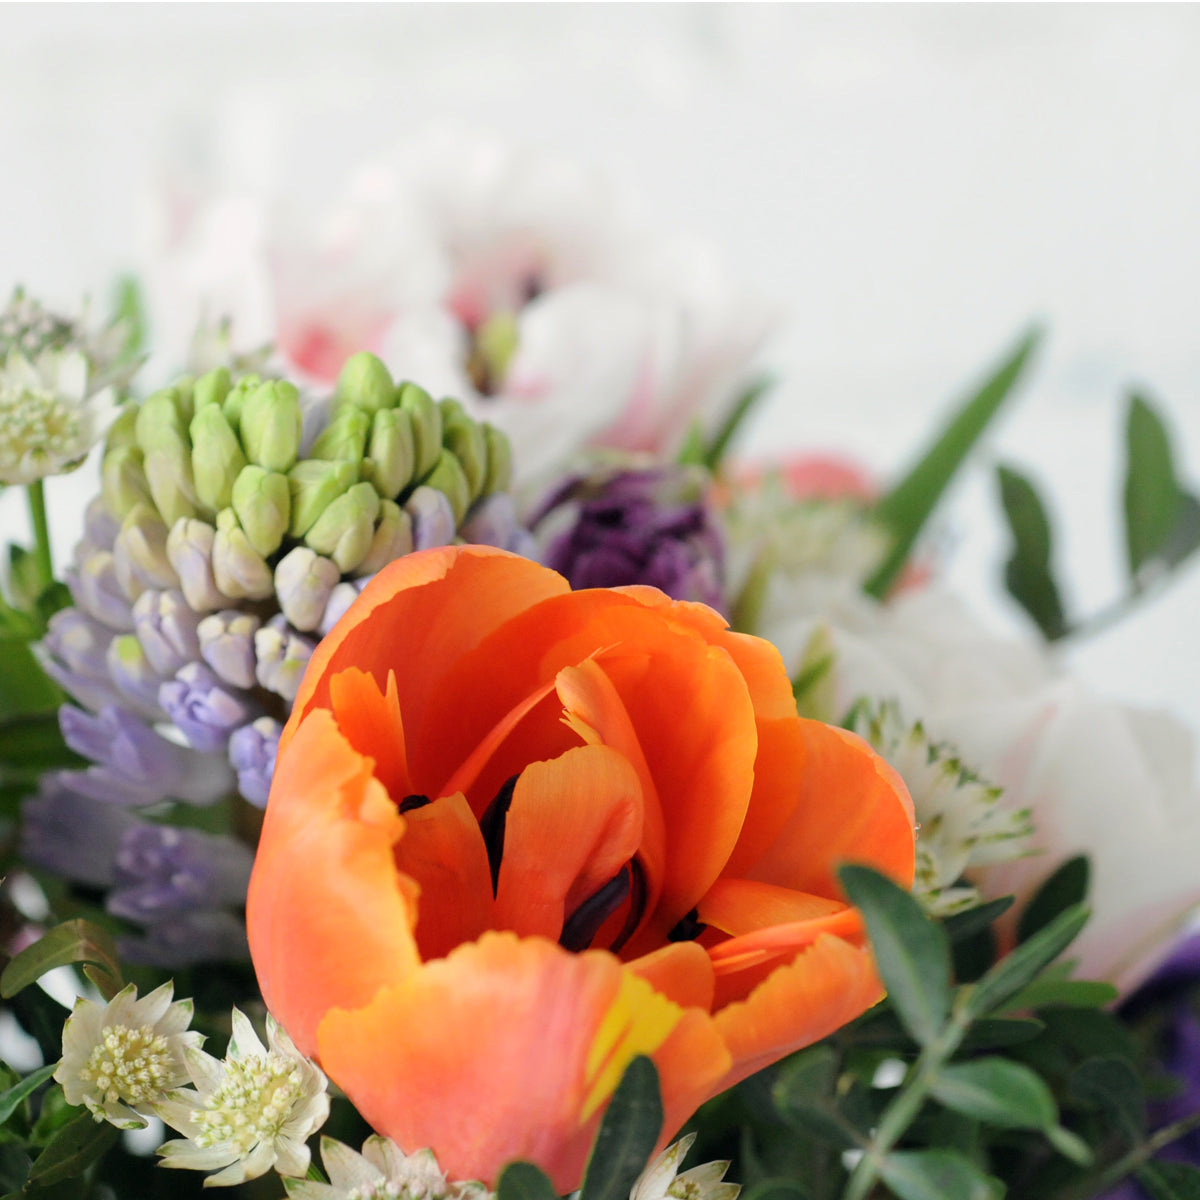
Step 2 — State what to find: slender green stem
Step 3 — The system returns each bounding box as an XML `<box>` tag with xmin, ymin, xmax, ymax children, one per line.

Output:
<box><xmin>844</xmin><ymin>994</ymin><xmax>975</xmax><ymax>1200</ymax></box>
<box><xmin>26</xmin><ymin>479</ymin><xmax>53</xmax><ymax>592</ymax></box>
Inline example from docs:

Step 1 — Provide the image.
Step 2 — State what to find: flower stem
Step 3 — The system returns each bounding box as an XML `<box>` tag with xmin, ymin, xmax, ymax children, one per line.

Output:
<box><xmin>26</xmin><ymin>479</ymin><xmax>53</xmax><ymax>593</ymax></box>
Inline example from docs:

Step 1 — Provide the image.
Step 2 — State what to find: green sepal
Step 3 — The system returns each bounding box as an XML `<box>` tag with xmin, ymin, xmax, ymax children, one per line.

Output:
<box><xmin>578</xmin><ymin>1057</ymin><xmax>663</xmax><ymax>1200</ymax></box>
<box><xmin>996</xmin><ymin>463</ymin><xmax>1068</xmax><ymax>640</ymax></box>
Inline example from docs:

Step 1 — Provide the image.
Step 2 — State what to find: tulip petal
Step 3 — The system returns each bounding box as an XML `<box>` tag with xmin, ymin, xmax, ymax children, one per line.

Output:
<box><xmin>495</xmin><ymin>744</ymin><xmax>644</xmax><ymax>941</ymax></box>
<box><xmin>626</xmin><ymin>941</ymin><xmax>715</xmax><ymax>1011</ymax></box>
<box><xmin>248</xmin><ymin>710</ymin><xmax>420</xmax><ymax>1056</ymax></box>
<box><xmin>393</xmin><ymin>793</ymin><xmax>495</xmax><ymax>961</ymax></box>
<box><xmin>712</xmin><ymin>933</ymin><xmax>883</xmax><ymax>1090</ymax></box>
<box><xmin>747</xmin><ymin>720</ymin><xmax>916</xmax><ymax>898</ymax></box>
<box><xmin>316</xmin><ymin>933</ymin><xmax>711</xmax><ymax>1192</ymax></box>
<box><xmin>698</xmin><ymin>879</ymin><xmax>848</xmax><ymax>936</ymax></box>
<box><xmin>328</xmin><ymin>667</ymin><xmax>413</xmax><ymax>800</ymax></box>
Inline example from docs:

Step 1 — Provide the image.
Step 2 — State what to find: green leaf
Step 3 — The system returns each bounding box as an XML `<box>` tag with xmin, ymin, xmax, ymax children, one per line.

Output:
<box><xmin>498</xmin><ymin>1162</ymin><xmax>562</xmax><ymax>1200</ymax></box>
<box><xmin>5</xmin><ymin>547</ymin><xmax>42</xmax><ymax>615</ymax></box>
<box><xmin>997</xmin><ymin>977</ymin><xmax>1117</xmax><ymax>1012</ymax></box>
<box><xmin>1159</xmin><ymin>492</ymin><xmax>1200</xmax><ymax>570</ymax></box>
<box><xmin>579</xmin><ymin>1057</ymin><xmax>663</xmax><ymax>1200</ymax></box>
<box><xmin>771</xmin><ymin>1046</ymin><xmax>863</xmax><ymax>1148</ymax></box>
<box><xmin>703</xmin><ymin>374</ymin><xmax>776</xmax><ymax>472</ymax></box>
<box><xmin>110</xmin><ymin>273</ymin><xmax>147</xmax><ymax>363</ymax></box>
<box><xmin>1137</xmin><ymin>1161</ymin><xmax>1200</xmax><ymax>1200</ymax></box>
<box><xmin>996</xmin><ymin>464</ymin><xmax>1069</xmax><ymax>639</ymax></box>
<box><xmin>0</xmin><ymin>920</ymin><xmax>123</xmax><ymax>1001</ymax></box>
<box><xmin>965</xmin><ymin>903</ymin><xmax>1088</xmax><ymax>1018</ymax></box>
<box><xmin>1068</xmin><ymin>1056</ymin><xmax>1145</xmax><ymax>1143</ymax></box>
<box><xmin>1125</xmin><ymin>393</ymin><xmax>1186</xmax><ymax>575</ymax></box>
<box><xmin>0</xmin><ymin>1064</ymin><xmax>56</xmax><ymax>1128</ymax></box>
<box><xmin>676</xmin><ymin>420</ymin><xmax>708</xmax><ymax>468</ymax></box>
<box><xmin>930</xmin><ymin>1056</ymin><xmax>1057</xmax><ymax>1130</ymax></box>
<box><xmin>838</xmin><ymin>865</ymin><xmax>951</xmax><ymax>1046</ymax></box>
<box><xmin>1018</xmin><ymin>857</ymin><xmax>1089</xmax><ymax>943</ymax></box>
<box><xmin>957</xmin><ymin>1017</ymin><xmax>1044</xmax><ymax>1051</ymax></box>
<box><xmin>25</xmin><ymin>1111</ymin><xmax>118</xmax><ymax>1188</ymax></box>
<box><xmin>0</xmin><ymin>715</ymin><xmax>80</xmax><ymax>774</ymax></box>
<box><xmin>0</xmin><ymin>1144</ymin><xmax>29</xmax><ymax>1194</ymax></box>
<box><xmin>741</xmin><ymin>1181</ymin><xmax>813</xmax><ymax>1200</ymax></box>
<box><xmin>1046</xmin><ymin>1125</ymin><xmax>1094</xmax><ymax>1167</ymax></box>
<box><xmin>878</xmin><ymin>1149</ymin><xmax>1003</xmax><ymax>1200</ymax></box>
<box><xmin>865</xmin><ymin>326</ymin><xmax>1042</xmax><ymax>599</ymax></box>
<box><xmin>941</xmin><ymin>897</ymin><xmax>1014</xmax><ymax>943</ymax></box>
<box><xmin>0</xmin><ymin>638</ymin><xmax>61</xmax><ymax>722</ymax></box>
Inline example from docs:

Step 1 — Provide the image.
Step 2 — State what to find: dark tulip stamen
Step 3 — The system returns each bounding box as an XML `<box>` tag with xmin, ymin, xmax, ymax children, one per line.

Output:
<box><xmin>609</xmin><ymin>857</ymin><xmax>649</xmax><ymax>955</ymax></box>
<box><xmin>480</xmin><ymin>775</ymin><xmax>519</xmax><ymax>895</ymax></box>
<box><xmin>560</xmin><ymin>865</ymin><xmax>632</xmax><ymax>953</ymax></box>
<box><xmin>667</xmin><ymin>908</ymin><xmax>708</xmax><ymax>943</ymax></box>
<box><xmin>398</xmin><ymin>794</ymin><xmax>432</xmax><ymax>813</ymax></box>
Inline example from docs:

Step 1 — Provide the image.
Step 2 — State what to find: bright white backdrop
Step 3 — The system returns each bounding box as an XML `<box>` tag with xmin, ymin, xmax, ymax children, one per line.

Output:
<box><xmin>2</xmin><ymin>3</ymin><xmax>1199</xmax><ymax>732</ymax></box>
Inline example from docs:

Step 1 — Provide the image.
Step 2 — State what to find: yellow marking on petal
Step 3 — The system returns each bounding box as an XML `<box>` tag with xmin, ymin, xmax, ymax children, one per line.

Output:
<box><xmin>582</xmin><ymin>970</ymin><xmax>680</xmax><ymax>1121</ymax></box>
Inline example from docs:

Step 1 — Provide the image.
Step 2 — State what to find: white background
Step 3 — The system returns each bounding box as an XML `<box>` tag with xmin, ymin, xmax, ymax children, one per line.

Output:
<box><xmin>2</xmin><ymin>3</ymin><xmax>1199</xmax><ymax>733</ymax></box>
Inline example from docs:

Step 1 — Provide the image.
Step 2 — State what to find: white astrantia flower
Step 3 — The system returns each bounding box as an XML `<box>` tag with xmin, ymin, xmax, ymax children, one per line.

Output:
<box><xmin>850</xmin><ymin>700</ymin><xmax>1035</xmax><ymax>916</ymax></box>
<box><xmin>0</xmin><ymin>348</ymin><xmax>120</xmax><ymax>485</ymax></box>
<box><xmin>156</xmin><ymin>1007</ymin><xmax>330</xmax><ymax>1187</ymax></box>
<box><xmin>630</xmin><ymin>1134</ymin><xmax>740</xmax><ymax>1200</ymax></box>
<box><xmin>53</xmin><ymin>980</ymin><xmax>203</xmax><ymax>1130</ymax></box>
<box><xmin>283</xmin><ymin>1135</ymin><xmax>493</xmax><ymax>1200</ymax></box>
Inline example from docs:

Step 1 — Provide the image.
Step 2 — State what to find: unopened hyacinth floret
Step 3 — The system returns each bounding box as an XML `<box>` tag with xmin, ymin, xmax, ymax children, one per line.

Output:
<box><xmin>24</xmin><ymin>351</ymin><xmax>527</xmax><ymax>964</ymax></box>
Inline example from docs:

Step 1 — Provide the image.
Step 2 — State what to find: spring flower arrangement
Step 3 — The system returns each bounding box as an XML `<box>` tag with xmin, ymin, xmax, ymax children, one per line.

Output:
<box><xmin>3</xmin><ymin>133</ymin><xmax>1200</xmax><ymax>1200</ymax></box>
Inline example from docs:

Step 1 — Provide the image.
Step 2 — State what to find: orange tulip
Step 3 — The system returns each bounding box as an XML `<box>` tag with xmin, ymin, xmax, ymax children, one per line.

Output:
<box><xmin>247</xmin><ymin>545</ymin><xmax>914</xmax><ymax>1191</ymax></box>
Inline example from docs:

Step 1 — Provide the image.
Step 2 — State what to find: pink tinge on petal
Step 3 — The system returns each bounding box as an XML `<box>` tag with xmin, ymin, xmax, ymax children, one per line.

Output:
<box><xmin>738</xmin><ymin>454</ymin><xmax>879</xmax><ymax>503</ymax></box>
<box><xmin>281</xmin><ymin>315</ymin><xmax>393</xmax><ymax>384</ymax></box>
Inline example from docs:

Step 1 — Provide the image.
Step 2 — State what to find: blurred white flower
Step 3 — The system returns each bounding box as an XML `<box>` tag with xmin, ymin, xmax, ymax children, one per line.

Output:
<box><xmin>141</xmin><ymin>124</ymin><xmax>773</xmax><ymax>480</ymax></box>
<box><xmin>156</xmin><ymin>1007</ymin><xmax>329</xmax><ymax>1187</ymax></box>
<box><xmin>54</xmin><ymin>981</ymin><xmax>202</xmax><ymax>1130</ymax></box>
<box><xmin>761</xmin><ymin>581</ymin><xmax>1200</xmax><ymax>994</ymax></box>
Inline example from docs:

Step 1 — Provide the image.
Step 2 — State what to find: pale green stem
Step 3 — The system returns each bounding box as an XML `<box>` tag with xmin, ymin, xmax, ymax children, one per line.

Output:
<box><xmin>26</xmin><ymin>478</ymin><xmax>53</xmax><ymax>591</ymax></box>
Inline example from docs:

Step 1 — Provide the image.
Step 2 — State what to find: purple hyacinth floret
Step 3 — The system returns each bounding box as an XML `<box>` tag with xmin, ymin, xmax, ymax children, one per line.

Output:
<box><xmin>531</xmin><ymin>466</ymin><xmax>726</xmax><ymax>610</ymax></box>
<box><xmin>117</xmin><ymin>909</ymin><xmax>250</xmax><ymax>968</ymax></box>
<box><xmin>228</xmin><ymin>717</ymin><xmax>283</xmax><ymax>808</ymax></box>
<box><xmin>109</xmin><ymin>824</ymin><xmax>254</xmax><ymax>923</ymax></box>
<box><xmin>158</xmin><ymin>661</ymin><xmax>257</xmax><ymax>754</ymax></box>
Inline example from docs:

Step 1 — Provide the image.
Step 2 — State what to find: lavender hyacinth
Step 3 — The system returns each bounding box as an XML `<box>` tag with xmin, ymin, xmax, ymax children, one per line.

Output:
<box><xmin>23</xmin><ymin>352</ymin><xmax>523</xmax><ymax>964</ymax></box>
<box><xmin>529</xmin><ymin>463</ymin><xmax>726</xmax><ymax>610</ymax></box>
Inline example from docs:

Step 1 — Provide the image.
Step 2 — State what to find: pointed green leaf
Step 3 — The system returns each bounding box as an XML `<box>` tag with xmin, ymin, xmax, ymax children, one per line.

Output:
<box><xmin>772</xmin><ymin>1045</ymin><xmax>864</xmax><ymax>1148</ymax></box>
<box><xmin>1018</xmin><ymin>856</ymin><xmax>1089</xmax><ymax>943</ymax></box>
<box><xmin>676</xmin><ymin>420</ymin><xmax>707</xmax><ymax>468</ymax></box>
<box><xmin>838</xmin><ymin>865</ymin><xmax>951</xmax><ymax>1046</ymax></box>
<box><xmin>1125</xmin><ymin>393</ymin><xmax>1185</xmax><ymax>575</ymax></box>
<box><xmin>25</xmin><ymin>1111</ymin><xmax>118</xmax><ymax>1188</ymax></box>
<box><xmin>1159</xmin><ymin>493</ymin><xmax>1200</xmax><ymax>569</ymax></box>
<box><xmin>965</xmin><ymin>903</ymin><xmax>1088</xmax><ymax>1018</ymax></box>
<box><xmin>996</xmin><ymin>464</ymin><xmax>1069</xmax><ymax>639</ymax></box>
<box><xmin>0</xmin><ymin>919</ymin><xmax>123</xmax><ymax>1000</ymax></box>
<box><xmin>1046</xmin><ymin>1125</ymin><xmax>1093</xmax><ymax>1167</ymax></box>
<box><xmin>865</xmin><ymin>326</ymin><xmax>1042</xmax><ymax>598</ymax></box>
<box><xmin>1137</xmin><ymin>1161</ymin><xmax>1200</xmax><ymax>1200</ymax></box>
<box><xmin>498</xmin><ymin>1161</ymin><xmax>562</xmax><ymax>1200</ymax></box>
<box><xmin>0</xmin><ymin>1143</ymin><xmax>30</xmax><ymax>1193</ymax></box>
<box><xmin>930</xmin><ymin>1057</ymin><xmax>1057</xmax><ymax>1129</ymax></box>
<box><xmin>942</xmin><ymin>897</ymin><xmax>1014</xmax><ymax>943</ymax></box>
<box><xmin>0</xmin><ymin>1063</ymin><xmax>57</xmax><ymax>1127</ymax></box>
<box><xmin>997</xmin><ymin>977</ymin><xmax>1117</xmax><ymax>1012</ymax></box>
<box><xmin>704</xmin><ymin>374</ymin><xmax>776</xmax><ymax>471</ymax></box>
<box><xmin>579</xmin><ymin>1057</ymin><xmax>663</xmax><ymax>1200</ymax></box>
<box><xmin>957</xmin><ymin>1017</ymin><xmax>1044</xmax><ymax>1051</ymax></box>
<box><xmin>878</xmin><ymin>1149</ymin><xmax>1003</xmax><ymax>1200</ymax></box>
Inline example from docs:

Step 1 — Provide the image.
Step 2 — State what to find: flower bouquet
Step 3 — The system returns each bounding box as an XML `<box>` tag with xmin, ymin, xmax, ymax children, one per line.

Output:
<box><xmin>2</xmin><ymin>132</ymin><xmax>1200</xmax><ymax>1200</ymax></box>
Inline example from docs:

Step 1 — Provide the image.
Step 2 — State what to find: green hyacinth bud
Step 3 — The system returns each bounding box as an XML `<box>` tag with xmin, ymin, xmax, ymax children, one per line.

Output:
<box><xmin>363</xmin><ymin>408</ymin><xmax>416</xmax><ymax>499</ymax></box>
<box><xmin>212</xmin><ymin>508</ymin><xmax>274</xmax><ymax>600</ymax></box>
<box><xmin>193</xmin><ymin>366</ymin><xmax>233</xmax><ymax>413</ymax></box>
<box><xmin>240</xmin><ymin>380</ymin><xmax>302</xmax><ymax>472</ymax></box>
<box><xmin>304</xmin><ymin>481</ymin><xmax>380</xmax><ymax>573</ymax></box>
<box><xmin>335</xmin><ymin>351</ymin><xmax>396</xmax><ymax>415</ymax></box>
<box><xmin>358</xmin><ymin>499</ymin><xmax>414</xmax><ymax>575</ymax></box>
<box><xmin>221</xmin><ymin>373</ymin><xmax>263</xmax><ymax>434</ymax></box>
<box><xmin>397</xmin><ymin>382</ymin><xmax>443</xmax><ymax>479</ymax></box>
<box><xmin>104</xmin><ymin>403</ymin><xmax>140</xmax><ymax>454</ymax></box>
<box><xmin>136</xmin><ymin>392</ymin><xmax>198</xmax><ymax>528</ymax></box>
<box><xmin>190</xmin><ymin>403</ymin><xmax>246</xmax><ymax>512</ymax></box>
<box><xmin>421</xmin><ymin>448</ymin><xmax>471</xmax><ymax>525</ymax></box>
<box><xmin>440</xmin><ymin>401</ymin><xmax>488</xmax><ymax>502</ymax></box>
<box><xmin>287</xmin><ymin>459</ymin><xmax>358</xmax><ymax>537</ymax></box>
<box><xmin>231</xmin><ymin>465</ymin><xmax>291</xmax><ymax>558</ymax></box>
<box><xmin>483</xmin><ymin>424</ymin><xmax>513</xmax><ymax>495</ymax></box>
<box><xmin>274</xmin><ymin>546</ymin><xmax>341</xmax><ymax>632</ymax></box>
<box><xmin>113</xmin><ymin>501</ymin><xmax>176</xmax><ymax>596</ymax></box>
<box><xmin>309</xmin><ymin>404</ymin><xmax>370</xmax><ymax>464</ymax></box>
<box><xmin>101</xmin><ymin>444</ymin><xmax>153</xmax><ymax>520</ymax></box>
